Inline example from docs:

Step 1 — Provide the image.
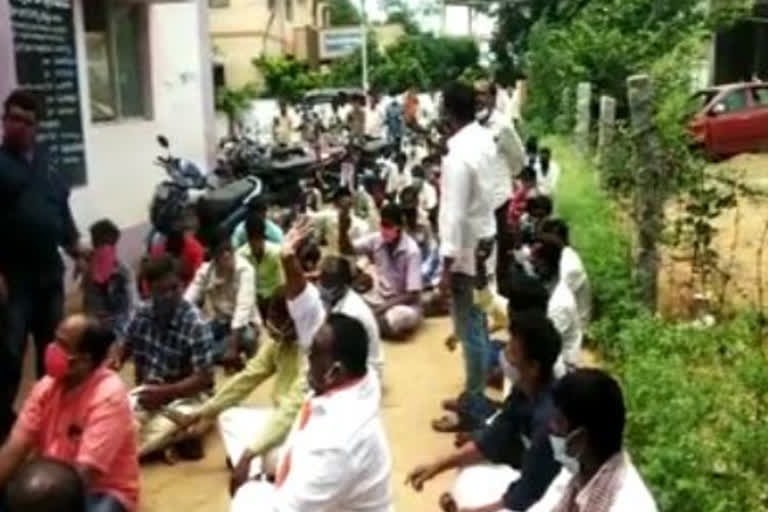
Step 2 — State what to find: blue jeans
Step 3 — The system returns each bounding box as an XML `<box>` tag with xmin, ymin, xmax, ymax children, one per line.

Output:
<box><xmin>450</xmin><ymin>273</ymin><xmax>494</xmax><ymax>427</ymax></box>
<box><xmin>210</xmin><ymin>320</ymin><xmax>257</xmax><ymax>361</ymax></box>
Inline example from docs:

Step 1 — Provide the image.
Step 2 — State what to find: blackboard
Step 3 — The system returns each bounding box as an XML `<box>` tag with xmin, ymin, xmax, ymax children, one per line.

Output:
<box><xmin>9</xmin><ymin>0</ymin><xmax>87</xmax><ymax>186</ymax></box>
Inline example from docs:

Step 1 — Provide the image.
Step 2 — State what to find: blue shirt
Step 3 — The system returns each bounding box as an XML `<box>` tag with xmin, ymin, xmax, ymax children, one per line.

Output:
<box><xmin>473</xmin><ymin>384</ymin><xmax>561</xmax><ymax>511</ymax></box>
<box><xmin>231</xmin><ymin>218</ymin><xmax>284</xmax><ymax>249</ymax></box>
<box><xmin>123</xmin><ymin>299</ymin><xmax>215</xmax><ymax>385</ymax></box>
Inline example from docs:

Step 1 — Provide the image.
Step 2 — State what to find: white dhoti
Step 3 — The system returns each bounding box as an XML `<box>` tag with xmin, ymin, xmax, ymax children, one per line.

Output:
<box><xmin>218</xmin><ymin>406</ymin><xmax>282</xmax><ymax>477</ymax></box>
<box><xmin>231</xmin><ymin>480</ymin><xmax>277</xmax><ymax>512</ymax></box>
<box><xmin>451</xmin><ymin>464</ymin><xmax>520</xmax><ymax>510</ymax></box>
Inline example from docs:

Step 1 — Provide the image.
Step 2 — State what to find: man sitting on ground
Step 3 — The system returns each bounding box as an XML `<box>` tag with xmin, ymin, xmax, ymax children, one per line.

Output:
<box><xmin>341</xmin><ymin>203</ymin><xmax>423</xmax><ymax>340</ymax></box>
<box><xmin>5</xmin><ymin>459</ymin><xmax>86</xmax><ymax>512</ymax></box>
<box><xmin>533</xmin><ymin>238</ymin><xmax>583</xmax><ymax>372</ymax></box>
<box><xmin>230</xmin><ymin>313</ymin><xmax>392</xmax><ymax>512</ymax></box>
<box><xmin>185</xmin><ymin>231</ymin><xmax>259</xmax><ymax>372</ymax></box>
<box><xmin>539</xmin><ymin>219</ymin><xmax>591</xmax><ymax>329</ymax></box>
<box><xmin>283</xmin><ymin>218</ymin><xmax>383</xmax><ymax>382</ymax></box>
<box><xmin>174</xmin><ymin>286</ymin><xmax>305</xmax><ymax>495</ymax></box>
<box><xmin>530</xmin><ymin>369</ymin><xmax>658</xmax><ymax>512</ymax></box>
<box><xmin>239</xmin><ymin>213</ymin><xmax>285</xmax><ymax>318</ymax></box>
<box><xmin>0</xmin><ymin>316</ymin><xmax>139</xmax><ymax>512</ymax></box>
<box><xmin>117</xmin><ymin>255</ymin><xmax>215</xmax><ymax>459</ymax></box>
<box><xmin>310</xmin><ymin>188</ymin><xmax>369</xmax><ymax>257</ymax></box>
<box><xmin>407</xmin><ymin>310</ymin><xmax>562</xmax><ymax>512</ymax></box>
<box><xmin>231</xmin><ymin>198</ymin><xmax>285</xmax><ymax>249</ymax></box>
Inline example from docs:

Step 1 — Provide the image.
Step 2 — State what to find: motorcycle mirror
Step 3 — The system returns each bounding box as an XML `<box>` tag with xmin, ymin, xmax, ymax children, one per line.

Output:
<box><xmin>157</xmin><ymin>135</ymin><xmax>170</xmax><ymax>149</ymax></box>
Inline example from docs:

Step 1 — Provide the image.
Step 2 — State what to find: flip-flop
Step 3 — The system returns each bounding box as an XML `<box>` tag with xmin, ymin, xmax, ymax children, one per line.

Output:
<box><xmin>441</xmin><ymin>398</ymin><xmax>460</xmax><ymax>412</ymax></box>
<box><xmin>431</xmin><ymin>414</ymin><xmax>470</xmax><ymax>433</ymax></box>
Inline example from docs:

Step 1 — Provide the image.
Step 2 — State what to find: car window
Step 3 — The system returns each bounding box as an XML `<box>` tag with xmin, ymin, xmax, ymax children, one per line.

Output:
<box><xmin>690</xmin><ymin>90</ymin><xmax>717</xmax><ymax>112</ymax></box>
<box><xmin>720</xmin><ymin>90</ymin><xmax>749</xmax><ymax>112</ymax></box>
<box><xmin>751</xmin><ymin>87</ymin><xmax>768</xmax><ymax>107</ymax></box>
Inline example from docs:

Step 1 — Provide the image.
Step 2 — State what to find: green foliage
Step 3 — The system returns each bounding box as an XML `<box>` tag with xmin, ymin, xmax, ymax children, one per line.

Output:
<box><xmin>254</xmin><ymin>34</ymin><xmax>479</xmax><ymax>99</ymax></box>
<box><xmin>523</xmin><ymin>0</ymin><xmax>752</xmax><ymax>128</ymax></box>
<box><xmin>383</xmin><ymin>0</ymin><xmax>421</xmax><ymax>35</ymax></box>
<box><xmin>215</xmin><ymin>83</ymin><xmax>258</xmax><ymax>135</ymax></box>
<box><xmin>551</xmin><ymin>136</ymin><xmax>768</xmax><ymax>511</ymax></box>
<box><xmin>328</xmin><ymin>0</ymin><xmax>361</xmax><ymax>26</ymax></box>
<box><xmin>254</xmin><ymin>57</ymin><xmax>326</xmax><ymax>102</ymax></box>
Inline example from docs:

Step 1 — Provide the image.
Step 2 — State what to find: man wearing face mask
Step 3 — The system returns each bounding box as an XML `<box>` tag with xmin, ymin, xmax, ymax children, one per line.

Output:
<box><xmin>529</xmin><ymin>369</ymin><xmax>658</xmax><ymax>512</ymax></box>
<box><xmin>230</xmin><ymin>312</ymin><xmax>392</xmax><ymax>512</ymax></box>
<box><xmin>340</xmin><ymin>203</ymin><xmax>423</xmax><ymax>340</ymax></box>
<box><xmin>475</xmin><ymin>80</ymin><xmax>526</xmax><ymax>293</ymax></box>
<box><xmin>114</xmin><ymin>255</ymin><xmax>215</xmax><ymax>459</ymax></box>
<box><xmin>400</xmin><ymin>185</ymin><xmax>440</xmax><ymax>289</ymax></box>
<box><xmin>0</xmin><ymin>315</ymin><xmax>139</xmax><ymax>512</ymax></box>
<box><xmin>171</xmin><ymin>285</ymin><xmax>306</xmax><ymax>497</ymax></box>
<box><xmin>406</xmin><ymin>310</ymin><xmax>562</xmax><ymax>512</ymax></box>
<box><xmin>282</xmin><ymin>218</ymin><xmax>383</xmax><ymax>382</ymax></box>
<box><xmin>0</xmin><ymin>90</ymin><xmax>88</xmax><ymax>442</ymax></box>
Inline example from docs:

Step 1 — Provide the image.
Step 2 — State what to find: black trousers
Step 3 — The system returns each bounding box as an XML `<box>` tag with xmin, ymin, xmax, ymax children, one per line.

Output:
<box><xmin>494</xmin><ymin>200</ymin><xmax>514</xmax><ymax>297</ymax></box>
<box><xmin>0</xmin><ymin>278</ymin><xmax>64</xmax><ymax>442</ymax></box>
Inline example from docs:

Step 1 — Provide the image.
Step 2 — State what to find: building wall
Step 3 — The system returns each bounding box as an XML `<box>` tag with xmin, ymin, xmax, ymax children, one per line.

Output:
<box><xmin>210</xmin><ymin>0</ymin><xmax>320</xmax><ymax>87</ymax></box>
<box><xmin>69</xmin><ymin>0</ymin><xmax>213</xmax><ymax>238</ymax></box>
<box><xmin>0</xmin><ymin>0</ymin><xmax>15</xmax><ymax>104</ymax></box>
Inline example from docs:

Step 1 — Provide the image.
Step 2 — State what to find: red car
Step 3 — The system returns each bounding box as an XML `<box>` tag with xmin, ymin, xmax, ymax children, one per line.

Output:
<box><xmin>689</xmin><ymin>82</ymin><xmax>768</xmax><ymax>157</ymax></box>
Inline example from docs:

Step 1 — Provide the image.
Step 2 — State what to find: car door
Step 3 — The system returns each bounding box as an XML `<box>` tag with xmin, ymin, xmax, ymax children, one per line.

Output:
<box><xmin>707</xmin><ymin>88</ymin><xmax>751</xmax><ymax>156</ymax></box>
<box><xmin>749</xmin><ymin>85</ymin><xmax>768</xmax><ymax>148</ymax></box>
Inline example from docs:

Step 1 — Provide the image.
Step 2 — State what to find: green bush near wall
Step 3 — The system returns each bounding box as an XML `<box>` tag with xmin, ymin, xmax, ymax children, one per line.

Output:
<box><xmin>550</xmin><ymin>138</ymin><xmax>768</xmax><ymax>512</ymax></box>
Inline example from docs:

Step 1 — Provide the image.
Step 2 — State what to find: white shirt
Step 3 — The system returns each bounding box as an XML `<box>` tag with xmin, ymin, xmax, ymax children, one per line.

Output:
<box><xmin>288</xmin><ymin>284</ymin><xmax>384</xmax><ymax>380</ymax></box>
<box><xmin>439</xmin><ymin>122</ymin><xmax>497</xmax><ymax>276</ymax></box>
<box><xmin>480</xmin><ymin>110</ymin><xmax>526</xmax><ymax>210</ymax></box>
<box><xmin>529</xmin><ymin>456</ymin><xmax>658</xmax><ymax>512</ymax></box>
<box><xmin>236</xmin><ymin>374</ymin><xmax>393</xmax><ymax>512</ymax></box>
<box><xmin>561</xmin><ymin>246</ymin><xmax>591</xmax><ymax>328</ymax></box>
<box><xmin>548</xmin><ymin>279</ymin><xmax>582</xmax><ymax>368</ymax></box>
<box><xmin>418</xmin><ymin>181</ymin><xmax>438</xmax><ymax>212</ymax></box>
<box><xmin>536</xmin><ymin>159</ymin><xmax>561</xmax><ymax>197</ymax></box>
<box><xmin>365</xmin><ymin>102</ymin><xmax>386</xmax><ymax>138</ymax></box>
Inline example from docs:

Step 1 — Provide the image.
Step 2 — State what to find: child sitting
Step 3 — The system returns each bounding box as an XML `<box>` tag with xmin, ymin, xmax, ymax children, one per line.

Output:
<box><xmin>82</xmin><ymin>219</ymin><xmax>133</xmax><ymax>334</ymax></box>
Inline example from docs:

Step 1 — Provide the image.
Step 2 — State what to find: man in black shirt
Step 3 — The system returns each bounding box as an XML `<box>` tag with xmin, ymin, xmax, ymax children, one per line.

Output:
<box><xmin>406</xmin><ymin>309</ymin><xmax>562</xmax><ymax>512</ymax></box>
<box><xmin>0</xmin><ymin>90</ymin><xmax>85</xmax><ymax>441</ymax></box>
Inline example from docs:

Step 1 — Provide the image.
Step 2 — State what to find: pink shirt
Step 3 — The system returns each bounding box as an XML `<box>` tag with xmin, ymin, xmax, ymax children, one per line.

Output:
<box><xmin>13</xmin><ymin>367</ymin><xmax>140</xmax><ymax>511</ymax></box>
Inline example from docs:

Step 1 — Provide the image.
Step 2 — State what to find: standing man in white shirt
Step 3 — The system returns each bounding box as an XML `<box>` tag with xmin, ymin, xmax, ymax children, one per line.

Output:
<box><xmin>475</xmin><ymin>80</ymin><xmax>526</xmax><ymax>292</ymax></box>
<box><xmin>535</xmin><ymin>147</ymin><xmax>561</xmax><ymax>198</ymax></box>
<box><xmin>530</xmin><ymin>369</ymin><xmax>658</xmax><ymax>512</ymax></box>
<box><xmin>230</xmin><ymin>312</ymin><xmax>393</xmax><ymax>512</ymax></box>
<box><xmin>435</xmin><ymin>82</ymin><xmax>498</xmax><ymax>432</ymax></box>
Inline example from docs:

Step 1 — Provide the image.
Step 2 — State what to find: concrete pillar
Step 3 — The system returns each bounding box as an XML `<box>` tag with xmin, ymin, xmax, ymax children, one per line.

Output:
<box><xmin>628</xmin><ymin>74</ymin><xmax>664</xmax><ymax>311</ymax></box>
<box><xmin>574</xmin><ymin>82</ymin><xmax>592</xmax><ymax>151</ymax></box>
<box><xmin>555</xmin><ymin>86</ymin><xmax>572</xmax><ymax>134</ymax></box>
<box><xmin>597</xmin><ymin>95</ymin><xmax>617</xmax><ymax>160</ymax></box>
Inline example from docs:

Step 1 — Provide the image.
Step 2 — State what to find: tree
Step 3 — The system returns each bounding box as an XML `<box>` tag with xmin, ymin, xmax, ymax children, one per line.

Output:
<box><xmin>328</xmin><ymin>0</ymin><xmax>361</xmax><ymax>26</ymax></box>
<box><xmin>216</xmin><ymin>83</ymin><xmax>258</xmax><ymax>136</ymax></box>
<box><xmin>383</xmin><ymin>0</ymin><xmax>420</xmax><ymax>34</ymax></box>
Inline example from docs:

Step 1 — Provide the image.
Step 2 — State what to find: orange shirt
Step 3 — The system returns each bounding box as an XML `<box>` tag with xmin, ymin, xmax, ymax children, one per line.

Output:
<box><xmin>13</xmin><ymin>367</ymin><xmax>140</xmax><ymax>511</ymax></box>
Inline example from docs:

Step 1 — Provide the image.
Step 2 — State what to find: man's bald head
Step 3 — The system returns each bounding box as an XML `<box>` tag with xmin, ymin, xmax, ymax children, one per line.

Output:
<box><xmin>6</xmin><ymin>458</ymin><xmax>86</xmax><ymax>512</ymax></box>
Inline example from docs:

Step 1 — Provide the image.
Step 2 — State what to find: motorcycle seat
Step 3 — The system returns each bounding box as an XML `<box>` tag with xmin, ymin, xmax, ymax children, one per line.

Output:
<box><xmin>197</xmin><ymin>178</ymin><xmax>256</xmax><ymax>225</ymax></box>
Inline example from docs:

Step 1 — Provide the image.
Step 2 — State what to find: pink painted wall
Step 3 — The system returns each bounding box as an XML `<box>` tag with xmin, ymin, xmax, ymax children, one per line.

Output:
<box><xmin>0</xmin><ymin>0</ymin><xmax>18</xmax><ymax>112</ymax></box>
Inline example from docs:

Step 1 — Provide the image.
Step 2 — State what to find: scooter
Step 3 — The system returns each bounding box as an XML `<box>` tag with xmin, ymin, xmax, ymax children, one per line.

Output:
<box><xmin>149</xmin><ymin>135</ymin><xmax>262</xmax><ymax>249</ymax></box>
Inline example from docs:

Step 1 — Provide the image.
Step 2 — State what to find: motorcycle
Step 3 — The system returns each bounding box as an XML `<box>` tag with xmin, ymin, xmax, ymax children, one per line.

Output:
<box><xmin>149</xmin><ymin>135</ymin><xmax>263</xmax><ymax>249</ymax></box>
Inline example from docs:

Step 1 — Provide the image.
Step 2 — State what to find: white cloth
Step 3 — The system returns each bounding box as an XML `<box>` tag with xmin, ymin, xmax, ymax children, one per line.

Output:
<box><xmin>548</xmin><ymin>280</ymin><xmax>583</xmax><ymax>369</ymax></box>
<box><xmin>218</xmin><ymin>407</ymin><xmax>278</xmax><ymax>478</ymax></box>
<box><xmin>451</xmin><ymin>464</ymin><xmax>520</xmax><ymax>510</ymax></box>
<box><xmin>184</xmin><ymin>255</ymin><xmax>259</xmax><ymax>330</ymax></box>
<box><xmin>561</xmin><ymin>246</ymin><xmax>592</xmax><ymax>328</ymax></box>
<box><xmin>495</xmin><ymin>87</ymin><xmax>512</xmax><ymax>120</ymax></box>
<box><xmin>529</xmin><ymin>461</ymin><xmax>658</xmax><ymax>512</ymax></box>
<box><xmin>439</xmin><ymin>122</ymin><xmax>497</xmax><ymax>276</ymax></box>
<box><xmin>288</xmin><ymin>285</ymin><xmax>383</xmax><ymax>382</ymax></box>
<box><xmin>481</xmin><ymin>110</ymin><xmax>526</xmax><ymax>210</ymax></box>
<box><xmin>535</xmin><ymin>160</ymin><xmax>561</xmax><ymax>197</ymax></box>
<box><xmin>365</xmin><ymin>102</ymin><xmax>385</xmax><ymax>138</ymax></box>
<box><xmin>418</xmin><ymin>181</ymin><xmax>438</xmax><ymax>212</ymax></box>
<box><xmin>232</xmin><ymin>375</ymin><xmax>393</xmax><ymax>512</ymax></box>
<box><xmin>510</xmin><ymin>86</ymin><xmax>522</xmax><ymax>122</ymax></box>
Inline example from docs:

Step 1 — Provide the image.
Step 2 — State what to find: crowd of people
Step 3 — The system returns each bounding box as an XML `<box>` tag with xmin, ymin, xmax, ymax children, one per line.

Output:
<box><xmin>0</xmin><ymin>78</ymin><xmax>658</xmax><ymax>512</ymax></box>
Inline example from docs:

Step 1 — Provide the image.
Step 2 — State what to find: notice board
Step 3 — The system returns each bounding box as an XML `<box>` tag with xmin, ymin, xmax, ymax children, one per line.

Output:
<box><xmin>9</xmin><ymin>0</ymin><xmax>87</xmax><ymax>186</ymax></box>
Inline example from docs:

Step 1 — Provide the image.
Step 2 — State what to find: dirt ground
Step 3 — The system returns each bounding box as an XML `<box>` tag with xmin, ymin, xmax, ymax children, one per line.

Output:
<box><xmin>658</xmin><ymin>153</ymin><xmax>768</xmax><ymax>317</ymax></box>
<box><xmin>16</xmin><ymin>315</ymin><xmax>465</xmax><ymax>511</ymax></box>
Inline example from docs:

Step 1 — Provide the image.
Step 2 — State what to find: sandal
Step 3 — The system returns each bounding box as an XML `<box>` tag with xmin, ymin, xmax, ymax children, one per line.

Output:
<box><xmin>431</xmin><ymin>413</ymin><xmax>472</xmax><ymax>433</ymax></box>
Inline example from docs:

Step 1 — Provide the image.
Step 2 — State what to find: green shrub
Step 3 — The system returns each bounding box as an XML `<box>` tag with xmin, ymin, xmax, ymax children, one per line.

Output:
<box><xmin>551</xmin><ymin>137</ymin><xmax>768</xmax><ymax>511</ymax></box>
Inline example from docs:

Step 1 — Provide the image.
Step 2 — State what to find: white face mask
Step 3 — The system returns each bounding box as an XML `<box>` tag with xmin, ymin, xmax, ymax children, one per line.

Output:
<box><xmin>498</xmin><ymin>350</ymin><xmax>519</xmax><ymax>384</ymax></box>
<box><xmin>549</xmin><ymin>430</ymin><xmax>582</xmax><ymax>475</ymax></box>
